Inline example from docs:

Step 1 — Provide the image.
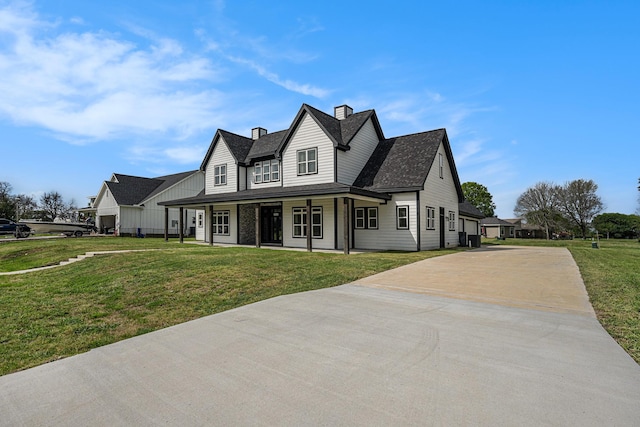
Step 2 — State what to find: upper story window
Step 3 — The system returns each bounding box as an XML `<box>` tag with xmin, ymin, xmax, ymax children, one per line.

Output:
<box><xmin>254</xmin><ymin>160</ymin><xmax>280</xmax><ymax>184</ymax></box>
<box><xmin>426</xmin><ymin>206</ymin><xmax>436</xmax><ymax>230</ymax></box>
<box><xmin>297</xmin><ymin>148</ymin><xmax>317</xmax><ymax>175</ymax></box>
<box><xmin>448</xmin><ymin>211</ymin><xmax>456</xmax><ymax>231</ymax></box>
<box><xmin>214</xmin><ymin>164</ymin><xmax>227</xmax><ymax>186</ymax></box>
<box><xmin>439</xmin><ymin>153</ymin><xmax>444</xmax><ymax>179</ymax></box>
<box><xmin>397</xmin><ymin>206</ymin><xmax>409</xmax><ymax>230</ymax></box>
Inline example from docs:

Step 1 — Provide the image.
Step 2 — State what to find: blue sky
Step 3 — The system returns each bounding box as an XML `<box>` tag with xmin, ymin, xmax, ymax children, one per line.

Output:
<box><xmin>1</xmin><ymin>0</ymin><xmax>638</xmax><ymax>217</ymax></box>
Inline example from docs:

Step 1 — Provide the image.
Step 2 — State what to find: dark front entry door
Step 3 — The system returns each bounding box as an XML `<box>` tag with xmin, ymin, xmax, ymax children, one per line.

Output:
<box><xmin>261</xmin><ymin>206</ymin><xmax>282</xmax><ymax>245</ymax></box>
<box><xmin>439</xmin><ymin>207</ymin><xmax>445</xmax><ymax>249</ymax></box>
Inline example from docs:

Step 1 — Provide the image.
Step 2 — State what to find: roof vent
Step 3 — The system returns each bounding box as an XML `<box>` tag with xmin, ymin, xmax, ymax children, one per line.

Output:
<box><xmin>334</xmin><ymin>105</ymin><xmax>353</xmax><ymax>120</ymax></box>
<box><xmin>251</xmin><ymin>127</ymin><xmax>267</xmax><ymax>140</ymax></box>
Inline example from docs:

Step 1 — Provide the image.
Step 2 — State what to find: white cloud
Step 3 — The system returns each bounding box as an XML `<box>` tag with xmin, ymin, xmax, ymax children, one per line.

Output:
<box><xmin>0</xmin><ymin>2</ymin><xmax>222</xmax><ymax>142</ymax></box>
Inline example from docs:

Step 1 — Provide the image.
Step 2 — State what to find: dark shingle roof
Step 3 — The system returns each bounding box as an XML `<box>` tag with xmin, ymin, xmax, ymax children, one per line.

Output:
<box><xmin>481</xmin><ymin>217</ymin><xmax>515</xmax><ymax>226</ymax></box>
<box><xmin>246</xmin><ymin>129</ymin><xmax>288</xmax><ymax>161</ymax></box>
<box><xmin>459</xmin><ymin>200</ymin><xmax>485</xmax><ymax>219</ymax></box>
<box><xmin>353</xmin><ymin>129</ymin><xmax>445</xmax><ymax>192</ymax></box>
<box><xmin>106</xmin><ymin>171</ymin><xmax>198</xmax><ymax>206</ymax></box>
<box><xmin>218</xmin><ymin>130</ymin><xmax>254</xmax><ymax>163</ymax></box>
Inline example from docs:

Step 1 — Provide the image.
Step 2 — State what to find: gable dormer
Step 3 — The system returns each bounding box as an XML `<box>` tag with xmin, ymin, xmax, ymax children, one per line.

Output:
<box><xmin>201</xmin><ymin>130</ymin><xmax>253</xmax><ymax>194</ymax></box>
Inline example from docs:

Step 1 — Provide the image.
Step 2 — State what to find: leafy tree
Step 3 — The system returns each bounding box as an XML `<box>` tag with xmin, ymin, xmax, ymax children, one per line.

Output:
<box><xmin>556</xmin><ymin>179</ymin><xmax>604</xmax><ymax>238</ymax></box>
<box><xmin>461</xmin><ymin>182</ymin><xmax>496</xmax><ymax>217</ymax></box>
<box><xmin>0</xmin><ymin>181</ymin><xmax>17</xmax><ymax>219</ymax></box>
<box><xmin>39</xmin><ymin>191</ymin><xmax>74</xmax><ymax>221</ymax></box>
<box><xmin>514</xmin><ymin>182</ymin><xmax>562</xmax><ymax>240</ymax></box>
<box><xmin>592</xmin><ymin>213</ymin><xmax>640</xmax><ymax>239</ymax></box>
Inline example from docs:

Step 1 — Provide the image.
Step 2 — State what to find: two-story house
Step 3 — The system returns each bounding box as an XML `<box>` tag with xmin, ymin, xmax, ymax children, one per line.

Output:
<box><xmin>160</xmin><ymin>104</ymin><xmax>482</xmax><ymax>253</ymax></box>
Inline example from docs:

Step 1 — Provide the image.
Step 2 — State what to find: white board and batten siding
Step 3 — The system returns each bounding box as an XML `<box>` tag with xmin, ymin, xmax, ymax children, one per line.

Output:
<box><xmin>336</xmin><ymin>118</ymin><xmax>380</xmax><ymax>185</ymax></box>
<box><xmin>420</xmin><ymin>142</ymin><xmax>460</xmax><ymax>250</ymax></box>
<box><xmin>281</xmin><ymin>199</ymin><xmax>335</xmax><ymax>250</ymax></box>
<box><xmin>353</xmin><ymin>194</ymin><xmax>418</xmax><ymax>251</ymax></box>
<box><xmin>282</xmin><ymin>113</ymin><xmax>335</xmax><ymax>187</ymax></box>
<box><xmin>205</xmin><ymin>137</ymin><xmax>237</xmax><ymax>195</ymax></box>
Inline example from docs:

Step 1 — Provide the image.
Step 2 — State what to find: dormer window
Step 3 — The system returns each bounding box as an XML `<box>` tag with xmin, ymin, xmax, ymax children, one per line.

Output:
<box><xmin>214</xmin><ymin>164</ymin><xmax>227</xmax><ymax>186</ymax></box>
<box><xmin>297</xmin><ymin>148</ymin><xmax>317</xmax><ymax>175</ymax></box>
<box><xmin>254</xmin><ymin>160</ymin><xmax>280</xmax><ymax>183</ymax></box>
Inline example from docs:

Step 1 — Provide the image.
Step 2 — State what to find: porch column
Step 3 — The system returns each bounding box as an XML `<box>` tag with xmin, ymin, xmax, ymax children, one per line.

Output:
<box><xmin>255</xmin><ymin>205</ymin><xmax>261</xmax><ymax>248</ymax></box>
<box><xmin>306</xmin><ymin>199</ymin><xmax>312</xmax><ymax>252</ymax></box>
<box><xmin>164</xmin><ymin>207</ymin><xmax>169</xmax><ymax>242</ymax></box>
<box><xmin>343</xmin><ymin>198</ymin><xmax>350</xmax><ymax>255</ymax></box>
<box><xmin>179</xmin><ymin>207</ymin><xmax>184</xmax><ymax>243</ymax></box>
<box><xmin>209</xmin><ymin>205</ymin><xmax>214</xmax><ymax>246</ymax></box>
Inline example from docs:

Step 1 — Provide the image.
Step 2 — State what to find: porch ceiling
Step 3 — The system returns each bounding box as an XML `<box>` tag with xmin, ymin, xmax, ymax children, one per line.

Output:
<box><xmin>159</xmin><ymin>183</ymin><xmax>391</xmax><ymax>209</ymax></box>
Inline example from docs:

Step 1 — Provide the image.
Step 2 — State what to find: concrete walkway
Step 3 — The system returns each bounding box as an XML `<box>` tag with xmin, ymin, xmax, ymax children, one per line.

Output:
<box><xmin>1</xmin><ymin>246</ymin><xmax>639</xmax><ymax>426</ymax></box>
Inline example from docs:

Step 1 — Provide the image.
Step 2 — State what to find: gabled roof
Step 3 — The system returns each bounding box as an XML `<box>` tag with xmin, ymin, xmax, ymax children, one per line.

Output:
<box><xmin>200</xmin><ymin>130</ymin><xmax>254</xmax><ymax>170</ymax></box>
<box><xmin>105</xmin><ymin>170</ymin><xmax>198</xmax><ymax>206</ymax></box>
<box><xmin>201</xmin><ymin>103</ymin><xmax>386</xmax><ymax>167</ymax></box>
<box><xmin>481</xmin><ymin>217</ymin><xmax>515</xmax><ymax>226</ymax></box>
<box><xmin>459</xmin><ymin>201</ymin><xmax>485</xmax><ymax>219</ymax></box>
<box><xmin>353</xmin><ymin>129</ymin><xmax>464</xmax><ymax>199</ymax></box>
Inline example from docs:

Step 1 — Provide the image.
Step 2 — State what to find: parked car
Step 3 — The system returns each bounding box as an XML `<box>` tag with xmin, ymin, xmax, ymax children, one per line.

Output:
<box><xmin>0</xmin><ymin>218</ymin><xmax>32</xmax><ymax>238</ymax></box>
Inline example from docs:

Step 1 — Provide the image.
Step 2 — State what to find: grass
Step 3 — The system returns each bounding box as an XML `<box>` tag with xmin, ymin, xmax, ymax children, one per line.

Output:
<box><xmin>0</xmin><ymin>238</ymin><xmax>459</xmax><ymax>376</ymax></box>
<box><xmin>485</xmin><ymin>237</ymin><xmax>640</xmax><ymax>363</ymax></box>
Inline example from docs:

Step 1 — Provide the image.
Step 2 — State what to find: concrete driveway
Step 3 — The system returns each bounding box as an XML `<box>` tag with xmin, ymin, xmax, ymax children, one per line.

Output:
<box><xmin>1</xmin><ymin>245</ymin><xmax>639</xmax><ymax>426</ymax></box>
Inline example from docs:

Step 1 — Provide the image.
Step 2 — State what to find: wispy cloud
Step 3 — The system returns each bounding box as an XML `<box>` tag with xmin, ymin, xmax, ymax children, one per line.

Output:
<box><xmin>0</xmin><ymin>1</ymin><xmax>222</xmax><ymax>143</ymax></box>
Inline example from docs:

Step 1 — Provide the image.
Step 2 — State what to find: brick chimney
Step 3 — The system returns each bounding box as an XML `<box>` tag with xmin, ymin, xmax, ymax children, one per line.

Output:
<box><xmin>334</xmin><ymin>105</ymin><xmax>353</xmax><ymax>120</ymax></box>
<box><xmin>251</xmin><ymin>127</ymin><xmax>267</xmax><ymax>140</ymax></box>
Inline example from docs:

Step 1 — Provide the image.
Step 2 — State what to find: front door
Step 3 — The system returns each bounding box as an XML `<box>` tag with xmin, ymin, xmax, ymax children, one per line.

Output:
<box><xmin>261</xmin><ymin>206</ymin><xmax>282</xmax><ymax>245</ymax></box>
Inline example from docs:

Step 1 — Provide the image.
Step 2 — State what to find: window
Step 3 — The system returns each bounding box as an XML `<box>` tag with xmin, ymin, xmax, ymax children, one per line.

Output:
<box><xmin>198</xmin><ymin>213</ymin><xmax>203</xmax><ymax>228</ymax></box>
<box><xmin>212</xmin><ymin>211</ymin><xmax>230</xmax><ymax>235</ymax></box>
<box><xmin>397</xmin><ymin>206</ymin><xmax>409</xmax><ymax>230</ymax></box>
<box><xmin>292</xmin><ymin>206</ymin><xmax>322</xmax><ymax>238</ymax></box>
<box><xmin>354</xmin><ymin>207</ymin><xmax>378</xmax><ymax>229</ymax></box>
<box><xmin>254</xmin><ymin>160</ymin><xmax>280</xmax><ymax>184</ymax></box>
<box><xmin>214</xmin><ymin>164</ymin><xmax>227</xmax><ymax>186</ymax></box>
<box><xmin>426</xmin><ymin>206</ymin><xmax>435</xmax><ymax>230</ymax></box>
<box><xmin>297</xmin><ymin>148</ymin><xmax>317</xmax><ymax>175</ymax></box>
<box><xmin>448</xmin><ymin>211</ymin><xmax>456</xmax><ymax>231</ymax></box>
<box><xmin>439</xmin><ymin>153</ymin><xmax>444</xmax><ymax>179</ymax></box>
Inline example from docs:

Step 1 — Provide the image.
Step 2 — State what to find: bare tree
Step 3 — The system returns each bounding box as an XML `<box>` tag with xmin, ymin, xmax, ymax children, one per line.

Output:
<box><xmin>39</xmin><ymin>191</ymin><xmax>73</xmax><ymax>221</ymax></box>
<box><xmin>514</xmin><ymin>182</ymin><xmax>562</xmax><ymax>240</ymax></box>
<box><xmin>0</xmin><ymin>181</ymin><xmax>17</xmax><ymax>219</ymax></box>
<box><xmin>557</xmin><ymin>179</ymin><xmax>603</xmax><ymax>238</ymax></box>
<box><xmin>14</xmin><ymin>194</ymin><xmax>38</xmax><ymax>220</ymax></box>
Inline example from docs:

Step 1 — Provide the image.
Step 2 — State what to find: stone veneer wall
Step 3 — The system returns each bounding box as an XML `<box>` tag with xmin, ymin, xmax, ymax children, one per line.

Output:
<box><xmin>238</xmin><ymin>204</ymin><xmax>257</xmax><ymax>245</ymax></box>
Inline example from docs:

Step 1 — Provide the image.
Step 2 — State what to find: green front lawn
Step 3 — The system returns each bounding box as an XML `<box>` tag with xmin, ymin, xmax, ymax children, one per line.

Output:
<box><xmin>0</xmin><ymin>239</ymin><xmax>458</xmax><ymax>376</ymax></box>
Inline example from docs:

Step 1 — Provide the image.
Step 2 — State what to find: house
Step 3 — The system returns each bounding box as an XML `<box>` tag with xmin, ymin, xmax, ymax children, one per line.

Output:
<box><xmin>504</xmin><ymin>218</ymin><xmax>547</xmax><ymax>239</ymax></box>
<box><xmin>92</xmin><ymin>170</ymin><xmax>204</xmax><ymax>237</ymax></box>
<box><xmin>160</xmin><ymin>103</ymin><xmax>479</xmax><ymax>253</ymax></box>
<box><xmin>481</xmin><ymin>217</ymin><xmax>516</xmax><ymax>239</ymax></box>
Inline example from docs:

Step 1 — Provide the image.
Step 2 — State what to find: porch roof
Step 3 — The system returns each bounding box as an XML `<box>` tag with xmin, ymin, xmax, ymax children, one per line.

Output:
<box><xmin>158</xmin><ymin>182</ymin><xmax>392</xmax><ymax>208</ymax></box>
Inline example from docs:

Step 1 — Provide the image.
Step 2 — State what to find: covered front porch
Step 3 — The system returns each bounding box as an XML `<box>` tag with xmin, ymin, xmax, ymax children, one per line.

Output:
<box><xmin>159</xmin><ymin>183</ymin><xmax>391</xmax><ymax>255</ymax></box>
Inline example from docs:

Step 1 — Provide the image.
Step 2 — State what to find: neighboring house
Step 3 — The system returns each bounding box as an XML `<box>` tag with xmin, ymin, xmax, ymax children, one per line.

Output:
<box><xmin>504</xmin><ymin>218</ymin><xmax>546</xmax><ymax>239</ymax></box>
<box><xmin>481</xmin><ymin>217</ymin><xmax>516</xmax><ymax>239</ymax></box>
<box><xmin>93</xmin><ymin>170</ymin><xmax>204</xmax><ymax>236</ymax></box>
<box><xmin>160</xmin><ymin>103</ymin><xmax>479</xmax><ymax>252</ymax></box>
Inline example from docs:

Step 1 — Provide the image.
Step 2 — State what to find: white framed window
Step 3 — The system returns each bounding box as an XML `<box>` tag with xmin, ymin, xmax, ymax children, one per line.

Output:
<box><xmin>439</xmin><ymin>153</ymin><xmax>444</xmax><ymax>179</ymax></box>
<box><xmin>198</xmin><ymin>213</ymin><xmax>203</xmax><ymax>228</ymax></box>
<box><xmin>297</xmin><ymin>148</ymin><xmax>317</xmax><ymax>175</ymax></box>
<box><xmin>448</xmin><ymin>211</ymin><xmax>456</xmax><ymax>231</ymax></box>
<box><xmin>254</xmin><ymin>160</ymin><xmax>280</xmax><ymax>183</ymax></box>
<box><xmin>214</xmin><ymin>164</ymin><xmax>227</xmax><ymax>186</ymax></box>
<box><xmin>292</xmin><ymin>206</ymin><xmax>322</xmax><ymax>238</ymax></box>
<box><xmin>426</xmin><ymin>206</ymin><xmax>435</xmax><ymax>230</ymax></box>
<box><xmin>397</xmin><ymin>206</ymin><xmax>409</xmax><ymax>230</ymax></box>
<box><xmin>254</xmin><ymin>163</ymin><xmax>262</xmax><ymax>183</ymax></box>
<box><xmin>354</xmin><ymin>207</ymin><xmax>378</xmax><ymax>229</ymax></box>
<box><xmin>212</xmin><ymin>211</ymin><xmax>230</xmax><ymax>235</ymax></box>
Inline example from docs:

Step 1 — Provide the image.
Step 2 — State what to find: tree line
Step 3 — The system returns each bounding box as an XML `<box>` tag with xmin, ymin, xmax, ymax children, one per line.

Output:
<box><xmin>0</xmin><ymin>181</ymin><xmax>77</xmax><ymax>222</ymax></box>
